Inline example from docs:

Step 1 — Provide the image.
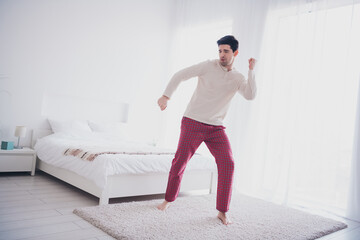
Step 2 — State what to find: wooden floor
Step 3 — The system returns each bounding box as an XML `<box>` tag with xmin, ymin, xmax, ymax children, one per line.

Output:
<box><xmin>0</xmin><ymin>172</ymin><xmax>359</xmax><ymax>240</ymax></box>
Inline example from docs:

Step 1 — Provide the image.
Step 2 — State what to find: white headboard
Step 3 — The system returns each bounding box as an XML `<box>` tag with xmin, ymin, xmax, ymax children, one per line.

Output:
<box><xmin>32</xmin><ymin>94</ymin><xmax>130</xmax><ymax>148</ymax></box>
<box><xmin>31</xmin><ymin>129</ymin><xmax>53</xmax><ymax>148</ymax></box>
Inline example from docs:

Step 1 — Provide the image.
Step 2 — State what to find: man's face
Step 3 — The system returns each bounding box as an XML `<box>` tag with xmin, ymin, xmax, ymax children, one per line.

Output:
<box><xmin>218</xmin><ymin>44</ymin><xmax>238</xmax><ymax>67</ymax></box>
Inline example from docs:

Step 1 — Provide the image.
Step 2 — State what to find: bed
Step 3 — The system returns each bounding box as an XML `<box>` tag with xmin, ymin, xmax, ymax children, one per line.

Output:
<box><xmin>32</xmin><ymin>125</ymin><xmax>217</xmax><ymax>205</ymax></box>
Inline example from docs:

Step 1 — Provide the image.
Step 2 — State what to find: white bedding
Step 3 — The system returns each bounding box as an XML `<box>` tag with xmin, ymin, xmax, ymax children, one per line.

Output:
<box><xmin>34</xmin><ymin>132</ymin><xmax>216</xmax><ymax>188</ymax></box>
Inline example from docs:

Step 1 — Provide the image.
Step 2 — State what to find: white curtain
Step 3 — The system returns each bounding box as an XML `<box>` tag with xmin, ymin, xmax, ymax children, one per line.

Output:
<box><xmin>347</xmin><ymin>77</ymin><xmax>360</xmax><ymax>222</ymax></box>
<box><xmin>233</xmin><ymin>0</ymin><xmax>360</xmax><ymax>219</ymax></box>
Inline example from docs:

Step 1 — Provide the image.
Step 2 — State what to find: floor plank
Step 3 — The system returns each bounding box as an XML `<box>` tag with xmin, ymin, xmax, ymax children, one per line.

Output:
<box><xmin>0</xmin><ymin>222</ymin><xmax>81</xmax><ymax>240</ymax></box>
<box><xmin>0</xmin><ymin>209</ymin><xmax>61</xmax><ymax>223</ymax></box>
<box><xmin>0</xmin><ymin>215</ymin><xmax>79</xmax><ymax>232</ymax></box>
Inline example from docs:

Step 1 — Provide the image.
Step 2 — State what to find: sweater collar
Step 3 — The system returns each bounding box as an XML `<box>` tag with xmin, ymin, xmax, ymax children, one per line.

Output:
<box><xmin>217</xmin><ymin>59</ymin><xmax>233</xmax><ymax>72</ymax></box>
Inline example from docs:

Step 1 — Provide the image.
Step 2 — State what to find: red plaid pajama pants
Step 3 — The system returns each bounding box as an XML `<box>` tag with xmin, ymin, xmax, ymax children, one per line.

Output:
<box><xmin>165</xmin><ymin>117</ymin><xmax>234</xmax><ymax>212</ymax></box>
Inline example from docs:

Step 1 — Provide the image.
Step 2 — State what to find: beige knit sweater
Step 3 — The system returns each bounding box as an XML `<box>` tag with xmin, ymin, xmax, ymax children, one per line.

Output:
<box><xmin>163</xmin><ymin>59</ymin><xmax>256</xmax><ymax>126</ymax></box>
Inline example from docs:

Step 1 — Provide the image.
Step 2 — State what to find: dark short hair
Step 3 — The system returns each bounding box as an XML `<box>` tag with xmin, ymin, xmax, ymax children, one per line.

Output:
<box><xmin>217</xmin><ymin>35</ymin><xmax>239</xmax><ymax>52</ymax></box>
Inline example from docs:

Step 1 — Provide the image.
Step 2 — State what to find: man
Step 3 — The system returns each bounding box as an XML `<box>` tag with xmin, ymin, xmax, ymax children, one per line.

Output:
<box><xmin>157</xmin><ymin>35</ymin><xmax>257</xmax><ymax>225</ymax></box>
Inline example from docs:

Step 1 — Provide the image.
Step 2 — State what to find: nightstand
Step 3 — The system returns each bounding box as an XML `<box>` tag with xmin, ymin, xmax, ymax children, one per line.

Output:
<box><xmin>0</xmin><ymin>147</ymin><xmax>36</xmax><ymax>176</ymax></box>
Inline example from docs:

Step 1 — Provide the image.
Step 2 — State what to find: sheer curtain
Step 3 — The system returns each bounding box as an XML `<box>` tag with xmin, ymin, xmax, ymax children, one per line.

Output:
<box><xmin>347</xmin><ymin>77</ymin><xmax>360</xmax><ymax>222</ymax></box>
<box><xmin>233</xmin><ymin>0</ymin><xmax>360</xmax><ymax>219</ymax></box>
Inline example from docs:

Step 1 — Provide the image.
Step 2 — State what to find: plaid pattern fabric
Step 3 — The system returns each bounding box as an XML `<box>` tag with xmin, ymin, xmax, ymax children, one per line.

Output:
<box><xmin>165</xmin><ymin>117</ymin><xmax>234</xmax><ymax>212</ymax></box>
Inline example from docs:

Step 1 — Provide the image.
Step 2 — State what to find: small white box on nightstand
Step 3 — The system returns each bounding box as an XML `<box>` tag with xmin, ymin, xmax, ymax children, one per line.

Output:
<box><xmin>0</xmin><ymin>147</ymin><xmax>36</xmax><ymax>176</ymax></box>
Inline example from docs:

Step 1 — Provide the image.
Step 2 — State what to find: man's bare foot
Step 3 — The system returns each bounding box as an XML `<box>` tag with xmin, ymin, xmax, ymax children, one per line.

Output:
<box><xmin>218</xmin><ymin>211</ymin><xmax>232</xmax><ymax>225</ymax></box>
<box><xmin>157</xmin><ymin>200</ymin><xmax>170</xmax><ymax>211</ymax></box>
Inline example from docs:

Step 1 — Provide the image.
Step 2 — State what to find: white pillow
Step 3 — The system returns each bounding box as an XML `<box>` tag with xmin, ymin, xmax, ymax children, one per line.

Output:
<box><xmin>88</xmin><ymin>120</ymin><xmax>128</xmax><ymax>138</ymax></box>
<box><xmin>48</xmin><ymin>119</ymin><xmax>92</xmax><ymax>133</ymax></box>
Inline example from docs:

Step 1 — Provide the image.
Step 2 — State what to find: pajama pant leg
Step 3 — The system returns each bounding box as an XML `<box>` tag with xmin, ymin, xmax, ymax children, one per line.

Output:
<box><xmin>165</xmin><ymin>117</ymin><xmax>203</xmax><ymax>202</ymax></box>
<box><xmin>204</xmin><ymin>127</ymin><xmax>234</xmax><ymax>213</ymax></box>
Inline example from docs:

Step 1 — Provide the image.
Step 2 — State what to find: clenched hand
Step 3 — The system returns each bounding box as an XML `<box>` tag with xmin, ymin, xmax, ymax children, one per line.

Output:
<box><xmin>158</xmin><ymin>95</ymin><xmax>169</xmax><ymax>111</ymax></box>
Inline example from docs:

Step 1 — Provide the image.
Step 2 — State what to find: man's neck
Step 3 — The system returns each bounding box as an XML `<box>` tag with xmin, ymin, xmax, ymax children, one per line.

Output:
<box><xmin>225</xmin><ymin>58</ymin><xmax>234</xmax><ymax>71</ymax></box>
<box><xmin>225</xmin><ymin>64</ymin><xmax>233</xmax><ymax>71</ymax></box>
<box><xmin>219</xmin><ymin>61</ymin><xmax>233</xmax><ymax>72</ymax></box>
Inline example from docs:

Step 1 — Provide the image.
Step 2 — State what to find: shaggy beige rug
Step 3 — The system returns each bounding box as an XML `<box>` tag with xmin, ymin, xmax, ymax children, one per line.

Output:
<box><xmin>73</xmin><ymin>193</ymin><xmax>347</xmax><ymax>240</ymax></box>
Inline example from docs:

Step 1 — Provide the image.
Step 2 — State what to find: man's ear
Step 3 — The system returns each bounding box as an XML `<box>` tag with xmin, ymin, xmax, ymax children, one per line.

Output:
<box><xmin>234</xmin><ymin>50</ymin><xmax>239</xmax><ymax>57</ymax></box>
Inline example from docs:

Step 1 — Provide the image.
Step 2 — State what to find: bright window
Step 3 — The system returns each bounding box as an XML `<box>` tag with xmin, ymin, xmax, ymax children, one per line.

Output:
<box><xmin>256</xmin><ymin>3</ymin><xmax>360</xmax><ymax>213</ymax></box>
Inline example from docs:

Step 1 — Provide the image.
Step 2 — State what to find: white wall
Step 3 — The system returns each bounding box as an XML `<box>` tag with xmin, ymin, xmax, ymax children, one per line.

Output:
<box><xmin>0</xmin><ymin>0</ymin><xmax>173</xmax><ymax>146</ymax></box>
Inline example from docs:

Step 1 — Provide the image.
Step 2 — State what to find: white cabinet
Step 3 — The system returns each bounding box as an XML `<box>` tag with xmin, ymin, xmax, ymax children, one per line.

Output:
<box><xmin>0</xmin><ymin>148</ymin><xmax>36</xmax><ymax>176</ymax></box>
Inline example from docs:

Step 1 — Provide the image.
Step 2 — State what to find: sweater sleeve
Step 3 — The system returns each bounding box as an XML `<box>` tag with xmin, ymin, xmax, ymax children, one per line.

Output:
<box><xmin>238</xmin><ymin>70</ymin><xmax>257</xmax><ymax>100</ymax></box>
<box><xmin>163</xmin><ymin>61</ymin><xmax>208</xmax><ymax>99</ymax></box>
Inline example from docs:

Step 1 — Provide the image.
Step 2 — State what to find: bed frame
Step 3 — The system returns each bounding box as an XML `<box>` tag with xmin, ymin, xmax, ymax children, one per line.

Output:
<box><xmin>32</xmin><ymin>129</ymin><xmax>217</xmax><ymax>205</ymax></box>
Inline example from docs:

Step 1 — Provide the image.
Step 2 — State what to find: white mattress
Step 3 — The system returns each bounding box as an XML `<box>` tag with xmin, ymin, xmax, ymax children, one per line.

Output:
<box><xmin>34</xmin><ymin>132</ymin><xmax>216</xmax><ymax>188</ymax></box>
